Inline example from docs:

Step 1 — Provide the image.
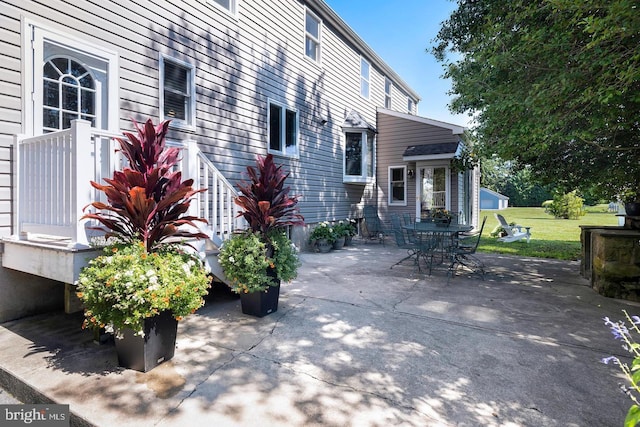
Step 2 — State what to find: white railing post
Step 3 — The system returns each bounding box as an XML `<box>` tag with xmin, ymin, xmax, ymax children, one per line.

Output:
<box><xmin>183</xmin><ymin>139</ymin><xmax>202</xmax><ymax>221</ymax></box>
<box><xmin>71</xmin><ymin>119</ymin><xmax>94</xmax><ymax>248</ymax></box>
<box><xmin>13</xmin><ymin>134</ymin><xmax>24</xmax><ymax>239</ymax></box>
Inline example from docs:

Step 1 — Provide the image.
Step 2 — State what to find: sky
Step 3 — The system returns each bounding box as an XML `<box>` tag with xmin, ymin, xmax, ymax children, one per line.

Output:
<box><xmin>323</xmin><ymin>0</ymin><xmax>471</xmax><ymax>127</ymax></box>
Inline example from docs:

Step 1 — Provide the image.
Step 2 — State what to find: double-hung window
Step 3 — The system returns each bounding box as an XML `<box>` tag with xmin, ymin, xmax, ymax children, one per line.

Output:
<box><xmin>160</xmin><ymin>56</ymin><xmax>195</xmax><ymax>130</ymax></box>
<box><xmin>360</xmin><ymin>57</ymin><xmax>370</xmax><ymax>99</ymax></box>
<box><xmin>407</xmin><ymin>97</ymin><xmax>413</xmax><ymax>114</ymax></box>
<box><xmin>344</xmin><ymin>130</ymin><xmax>374</xmax><ymax>183</ymax></box>
<box><xmin>389</xmin><ymin>166</ymin><xmax>407</xmax><ymax>205</ymax></box>
<box><xmin>305</xmin><ymin>10</ymin><xmax>321</xmax><ymax>62</ymax></box>
<box><xmin>384</xmin><ymin>77</ymin><xmax>392</xmax><ymax>109</ymax></box>
<box><xmin>268</xmin><ymin>100</ymin><xmax>298</xmax><ymax>157</ymax></box>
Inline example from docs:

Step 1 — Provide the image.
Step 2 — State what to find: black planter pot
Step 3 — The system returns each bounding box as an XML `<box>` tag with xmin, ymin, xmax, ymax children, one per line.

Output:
<box><xmin>115</xmin><ymin>310</ymin><xmax>178</xmax><ymax>372</ymax></box>
<box><xmin>240</xmin><ymin>283</ymin><xmax>280</xmax><ymax>317</ymax></box>
<box><xmin>625</xmin><ymin>202</ymin><xmax>640</xmax><ymax>217</ymax></box>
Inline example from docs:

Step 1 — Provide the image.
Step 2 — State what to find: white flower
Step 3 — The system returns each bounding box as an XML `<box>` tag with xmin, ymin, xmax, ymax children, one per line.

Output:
<box><xmin>145</xmin><ymin>269</ymin><xmax>156</xmax><ymax>277</ymax></box>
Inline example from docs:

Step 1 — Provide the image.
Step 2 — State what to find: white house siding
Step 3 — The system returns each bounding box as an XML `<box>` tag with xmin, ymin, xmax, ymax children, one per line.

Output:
<box><xmin>0</xmin><ymin>0</ymin><xmax>420</xmax><ymax>239</ymax></box>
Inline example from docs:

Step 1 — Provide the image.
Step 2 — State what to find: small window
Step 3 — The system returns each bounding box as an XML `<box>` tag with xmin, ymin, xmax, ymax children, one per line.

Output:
<box><xmin>209</xmin><ymin>0</ymin><xmax>237</xmax><ymax>14</ymax></box>
<box><xmin>407</xmin><ymin>97</ymin><xmax>413</xmax><ymax>114</ymax></box>
<box><xmin>384</xmin><ymin>78</ymin><xmax>392</xmax><ymax>109</ymax></box>
<box><xmin>268</xmin><ymin>100</ymin><xmax>298</xmax><ymax>157</ymax></box>
<box><xmin>389</xmin><ymin>166</ymin><xmax>407</xmax><ymax>205</ymax></box>
<box><xmin>360</xmin><ymin>57</ymin><xmax>370</xmax><ymax>99</ymax></box>
<box><xmin>344</xmin><ymin>130</ymin><xmax>374</xmax><ymax>183</ymax></box>
<box><xmin>160</xmin><ymin>56</ymin><xmax>196</xmax><ymax>129</ymax></box>
<box><xmin>305</xmin><ymin>10</ymin><xmax>321</xmax><ymax>62</ymax></box>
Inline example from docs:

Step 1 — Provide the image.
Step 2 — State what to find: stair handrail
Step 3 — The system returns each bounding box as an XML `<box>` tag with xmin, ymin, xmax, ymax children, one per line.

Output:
<box><xmin>181</xmin><ymin>140</ymin><xmax>245</xmax><ymax>247</ymax></box>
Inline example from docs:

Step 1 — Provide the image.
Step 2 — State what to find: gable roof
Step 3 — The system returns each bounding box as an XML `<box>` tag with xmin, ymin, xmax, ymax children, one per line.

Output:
<box><xmin>343</xmin><ymin>110</ymin><xmax>377</xmax><ymax>132</ymax></box>
<box><xmin>480</xmin><ymin>187</ymin><xmax>509</xmax><ymax>200</ymax></box>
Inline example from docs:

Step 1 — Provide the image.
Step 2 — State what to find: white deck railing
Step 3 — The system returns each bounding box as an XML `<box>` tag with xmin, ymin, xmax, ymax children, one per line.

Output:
<box><xmin>14</xmin><ymin>120</ymin><xmax>240</xmax><ymax>248</ymax></box>
<box><xmin>180</xmin><ymin>140</ymin><xmax>245</xmax><ymax>246</ymax></box>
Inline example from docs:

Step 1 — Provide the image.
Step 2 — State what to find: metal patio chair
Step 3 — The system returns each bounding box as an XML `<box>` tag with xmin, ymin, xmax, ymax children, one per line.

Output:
<box><xmin>362</xmin><ymin>205</ymin><xmax>386</xmax><ymax>244</ymax></box>
<box><xmin>449</xmin><ymin>216</ymin><xmax>487</xmax><ymax>279</ymax></box>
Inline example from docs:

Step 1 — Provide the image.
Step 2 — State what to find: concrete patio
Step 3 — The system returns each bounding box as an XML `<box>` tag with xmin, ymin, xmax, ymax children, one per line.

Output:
<box><xmin>0</xmin><ymin>241</ymin><xmax>637</xmax><ymax>426</ymax></box>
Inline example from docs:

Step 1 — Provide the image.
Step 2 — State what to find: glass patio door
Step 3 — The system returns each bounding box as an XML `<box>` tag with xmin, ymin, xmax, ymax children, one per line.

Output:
<box><xmin>417</xmin><ymin>166</ymin><xmax>449</xmax><ymax>219</ymax></box>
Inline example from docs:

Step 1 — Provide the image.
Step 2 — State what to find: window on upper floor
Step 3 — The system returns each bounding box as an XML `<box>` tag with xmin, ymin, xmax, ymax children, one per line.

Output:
<box><xmin>268</xmin><ymin>100</ymin><xmax>298</xmax><ymax>157</ymax></box>
<box><xmin>305</xmin><ymin>10</ymin><xmax>321</xmax><ymax>63</ymax></box>
<box><xmin>384</xmin><ymin>77</ymin><xmax>392</xmax><ymax>109</ymax></box>
<box><xmin>344</xmin><ymin>130</ymin><xmax>375</xmax><ymax>183</ymax></box>
<box><xmin>209</xmin><ymin>0</ymin><xmax>237</xmax><ymax>15</ymax></box>
<box><xmin>407</xmin><ymin>97</ymin><xmax>413</xmax><ymax>114</ymax></box>
<box><xmin>360</xmin><ymin>57</ymin><xmax>370</xmax><ymax>99</ymax></box>
<box><xmin>160</xmin><ymin>56</ymin><xmax>196</xmax><ymax>130</ymax></box>
<box><xmin>389</xmin><ymin>166</ymin><xmax>407</xmax><ymax>206</ymax></box>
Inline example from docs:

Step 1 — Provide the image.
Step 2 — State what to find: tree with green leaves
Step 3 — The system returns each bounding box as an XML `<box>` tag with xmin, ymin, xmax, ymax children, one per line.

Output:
<box><xmin>433</xmin><ymin>0</ymin><xmax>640</xmax><ymax>202</ymax></box>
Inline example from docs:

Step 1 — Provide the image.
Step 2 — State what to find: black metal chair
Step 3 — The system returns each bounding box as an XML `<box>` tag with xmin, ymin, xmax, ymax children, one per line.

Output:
<box><xmin>389</xmin><ymin>227</ymin><xmax>422</xmax><ymax>270</ymax></box>
<box><xmin>448</xmin><ymin>216</ymin><xmax>487</xmax><ymax>279</ymax></box>
<box><xmin>362</xmin><ymin>205</ymin><xmax>386</xmax><ymax>244</ymax></box>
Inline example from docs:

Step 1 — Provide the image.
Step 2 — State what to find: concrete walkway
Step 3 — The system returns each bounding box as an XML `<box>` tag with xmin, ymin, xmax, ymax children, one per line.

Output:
<box><xmin>0</xmin><ymin>241</ymin><xmax>637</xmax><ymax>426</ymax></box>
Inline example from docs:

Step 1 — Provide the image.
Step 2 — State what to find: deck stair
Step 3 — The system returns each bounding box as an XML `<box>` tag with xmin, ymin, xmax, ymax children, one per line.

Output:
<box><xmin>2</xmin><ymin>120</ymin><xmax>242</xmax><ymax>309</ymax></box>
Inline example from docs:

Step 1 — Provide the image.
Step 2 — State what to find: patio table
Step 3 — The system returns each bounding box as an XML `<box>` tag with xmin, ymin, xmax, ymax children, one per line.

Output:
<box><xmin>403</xmin><ymin>222</ymin><xmax>473</xmax><ymax>273</ymax></box>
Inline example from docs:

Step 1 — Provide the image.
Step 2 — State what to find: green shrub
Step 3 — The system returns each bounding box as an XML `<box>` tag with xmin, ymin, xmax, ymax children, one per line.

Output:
<box><xmin>547</xmin><ymin>190</ymin><xmax>586</xmax><ymax>219</ymax></box>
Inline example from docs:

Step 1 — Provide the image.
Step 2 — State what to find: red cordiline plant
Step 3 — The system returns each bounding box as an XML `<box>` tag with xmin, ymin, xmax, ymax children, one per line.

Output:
<box><xmin>234</xmin><ymin>154</ymin><xmax>304</xmax><ymax>238</ymax></box>
<box><xmin>82</xmin><ymin>118</ymin><xmax>208</xmax><ymax>251</ymax></box>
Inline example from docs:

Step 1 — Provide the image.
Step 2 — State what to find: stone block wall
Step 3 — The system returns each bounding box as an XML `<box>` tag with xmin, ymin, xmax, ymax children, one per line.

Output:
<box><xmin>591</xmin><ymin>229</ymin><xmax>640</xmax><ymax>301</ymax></box>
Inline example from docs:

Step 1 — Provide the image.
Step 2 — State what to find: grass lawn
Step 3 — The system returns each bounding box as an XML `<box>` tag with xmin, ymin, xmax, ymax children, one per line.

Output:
<box><xmin>477</xmin><ymin>205</ymin><xmax>620</xmax><ymax>260</ymax></box>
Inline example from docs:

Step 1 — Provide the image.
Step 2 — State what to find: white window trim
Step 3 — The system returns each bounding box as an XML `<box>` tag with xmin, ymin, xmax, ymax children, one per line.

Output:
<box><xmin>360</xmin><ymin>57</ymin><xmax>370</xmax><ymax>100</ymax></box>
<box><xmin>304</xmin><ymin>7</ymin><xmax>322</xmax><ymax>64</ymax></box>
<box><xmin>343</xmin><ymin>129</ymin><xmax>375</xmax><ymax>184</ymax></box>
<box><xmin>407</xmin><ymin>97</ymin><xmax>413</xmax><ymax>114</ymax></box>
<box><xmin>159</xmin><ymin>54</ymin><xmax>196</xmax><ymax>131</ymax></box>
<box><xmin>267</xmin><ymin>98</ymin><xmax>299</xmax><ymax>158</ymax></box>
<box><xmin>414</xmin><ymin>163</ymin><xmax>451</xmax><ymax>220</ymax></box>
<box><xmin>207</xmin><ymin>0</ymin><xmax>238</xmax><ymax>17</ymax></box>
<box><xmin>388</xmin><ymin>165</ymin><xmax>407</xmax><ymax>206</ymax></box>
<box><xmin>23</xmin><ymin>18</ymin><xmax>119</xmax><ymax>136</ymax></box>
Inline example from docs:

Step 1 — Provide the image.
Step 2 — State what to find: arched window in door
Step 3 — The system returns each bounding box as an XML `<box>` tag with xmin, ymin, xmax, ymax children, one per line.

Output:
<box><xmin>43</xmin><ymin>57</ymin><xmax>96</xmax><ymax>132</ymax></box>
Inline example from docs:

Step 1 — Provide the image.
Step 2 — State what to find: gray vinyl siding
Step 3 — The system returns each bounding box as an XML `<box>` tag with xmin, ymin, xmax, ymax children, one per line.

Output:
<box><xmin>376</xmin><ymin>111</ymin><xmax>462</xmax><ymax>226</ymax></box>
<box><xmin>0</xmin><ymin>8</ymin><xmax>21</xmax><ymax>237</ymax></box>
<box><xmin>0</xmin><ymin>0</ymin><xmax>419</xmax><ymax>236</ymax></box>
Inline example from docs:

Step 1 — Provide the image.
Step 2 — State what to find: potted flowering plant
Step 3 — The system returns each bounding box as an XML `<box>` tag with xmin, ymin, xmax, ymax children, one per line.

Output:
<box><xmin>218</xmin><ymin>154</ymin><xmax>304</xmax><ymax>317</ymax></box>
<box><xmin>77</xmin><ymin>118</ymin><xmax>211</xmax><ymax>372</ymax></box>
<box><xmin>76</xmin><ymin>242</ymin><xmax>210</xmax><ymax>340</ymax></box>
<box><xmin>308</xmin><ymin>222</ymin><xmax>336</xmax><ymax>252</ymax></box>
<box><xmin>331</xmin><ymin>221</ymin><xmax>351</xmax><ymax>249</ymax></box>
<box><xmin>432</xmin><ymin>208</ymin><xmax>453</xmax><ymax>226</ymax></box>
